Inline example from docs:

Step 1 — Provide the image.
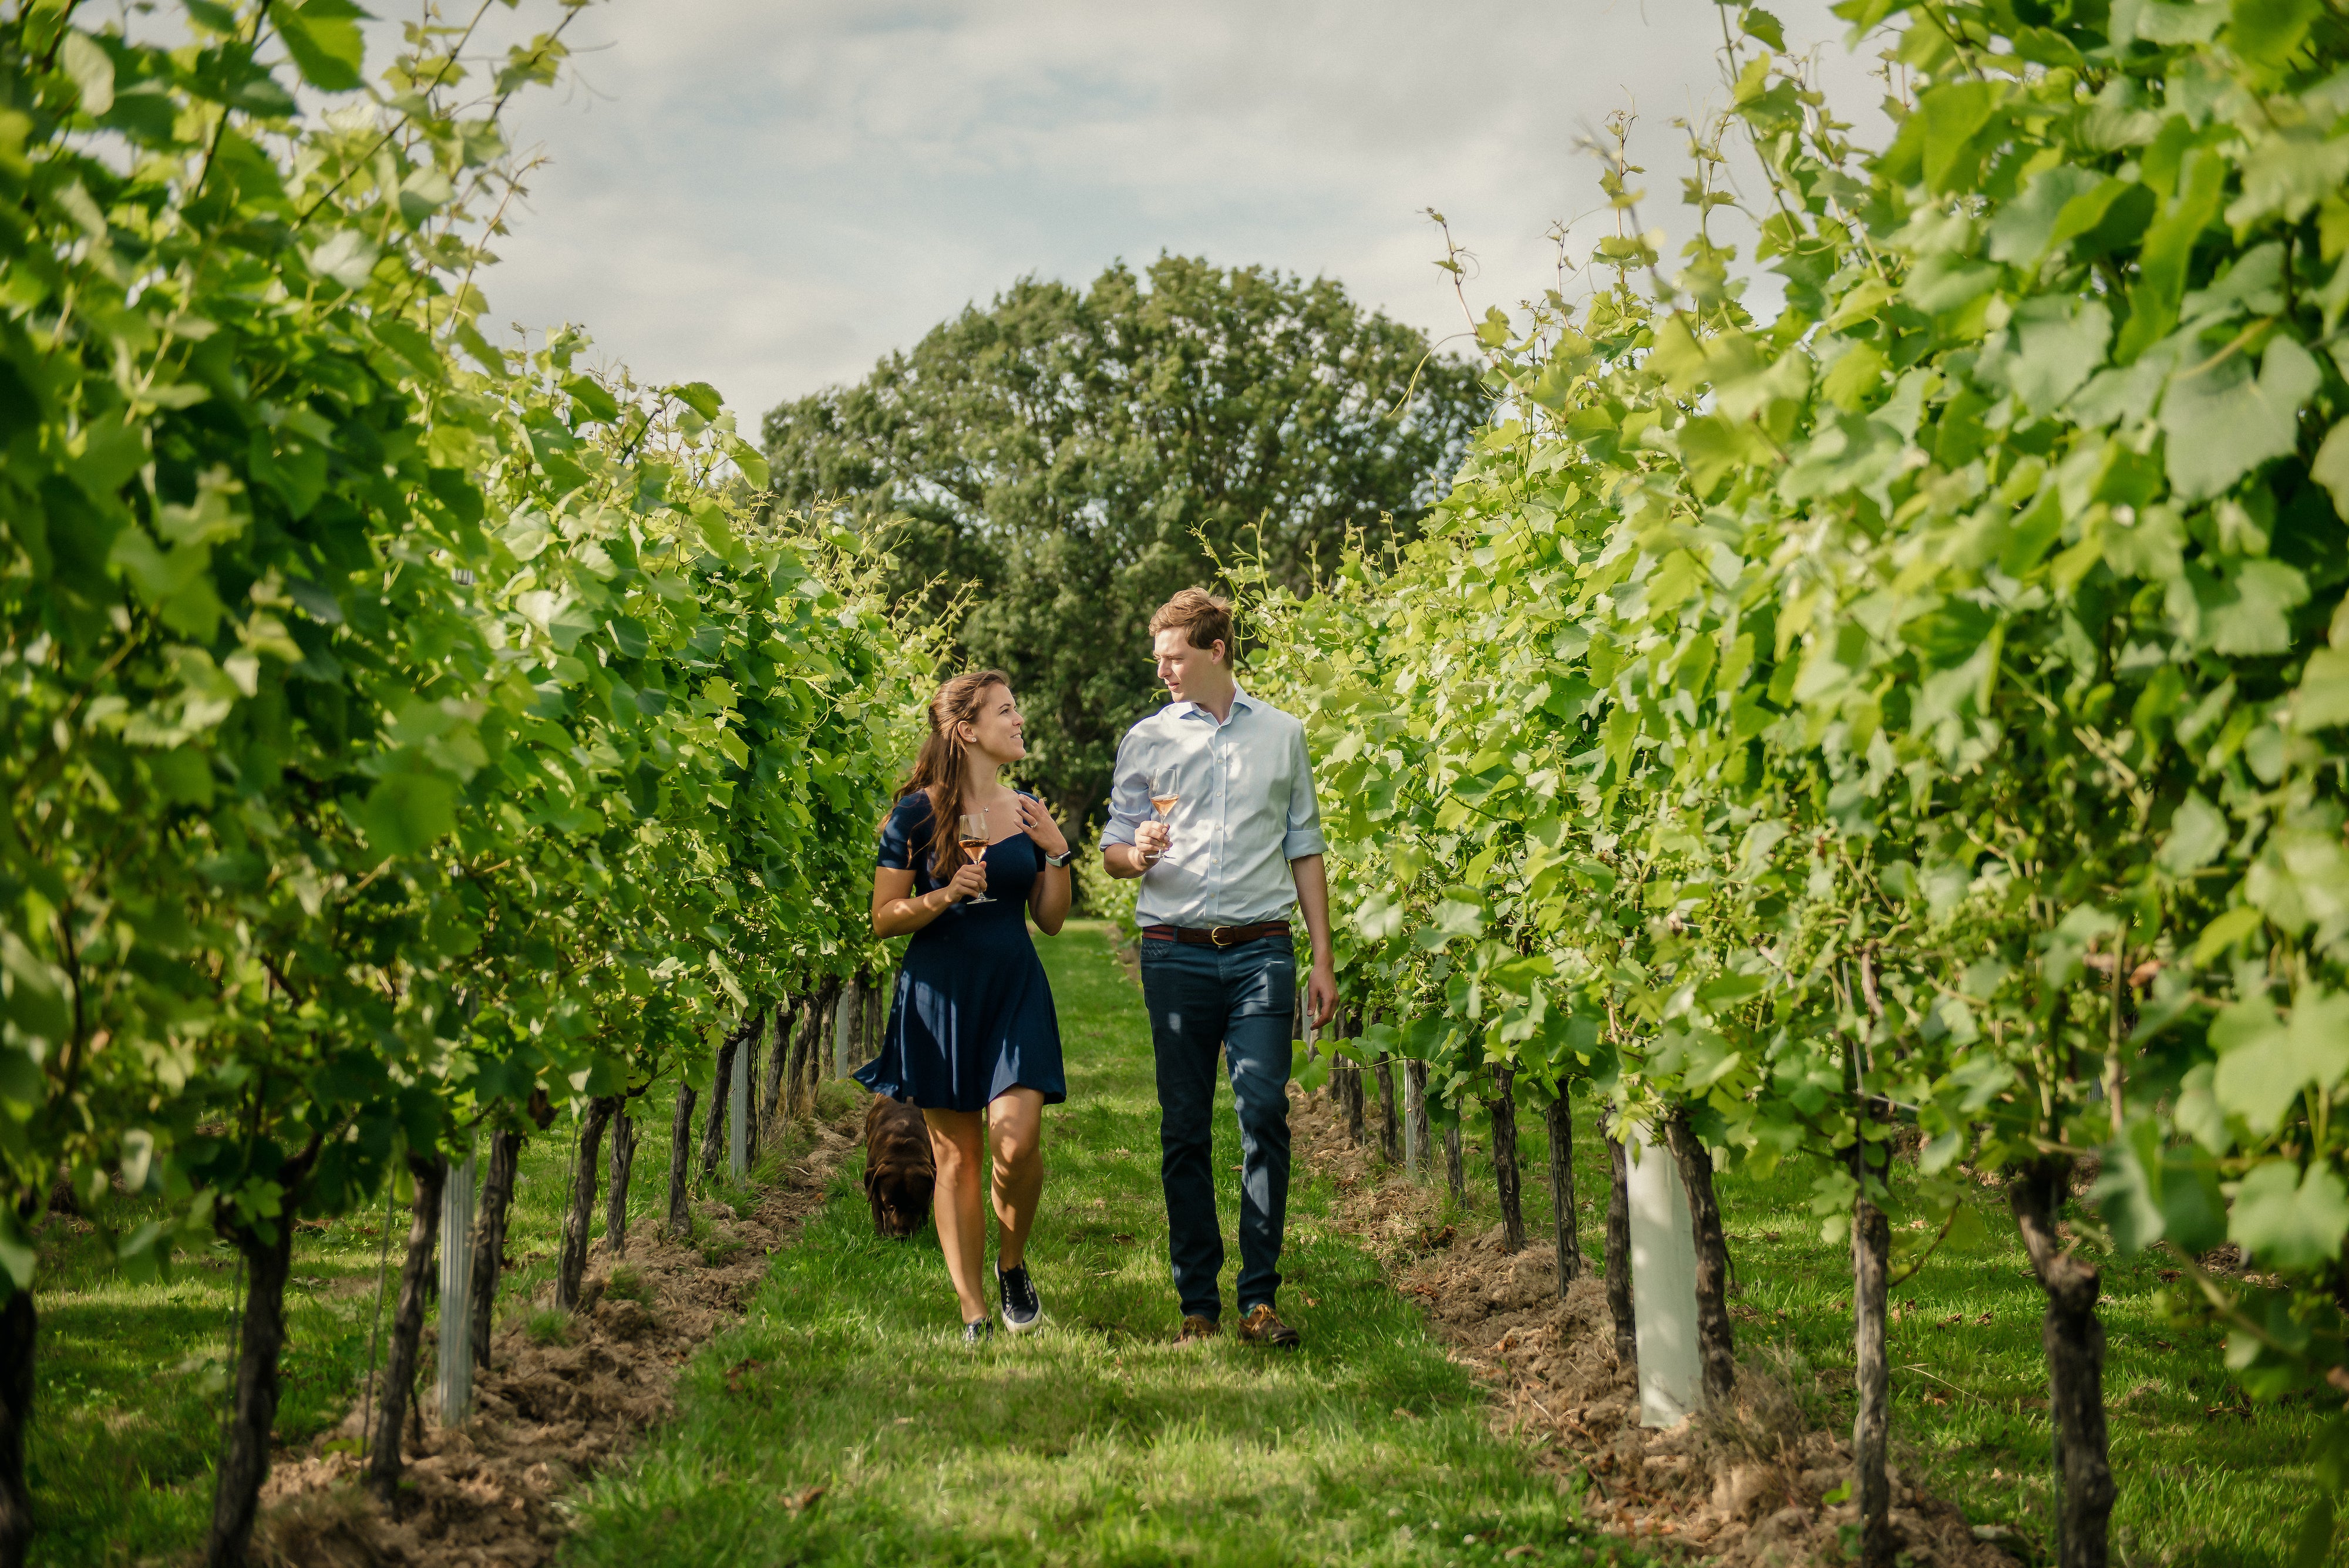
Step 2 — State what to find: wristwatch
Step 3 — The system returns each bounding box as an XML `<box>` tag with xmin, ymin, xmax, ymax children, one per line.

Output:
<box><xmin>1043</xmin><ymin>847</ymin><xmax>1076</xmax><ymax>868</ymax></box>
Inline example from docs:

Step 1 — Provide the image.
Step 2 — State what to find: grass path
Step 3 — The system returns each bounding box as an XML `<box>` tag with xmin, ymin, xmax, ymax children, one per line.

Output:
<box><xmin>559</xmin><ymin>920</ymin><xmax>1637</xmax><ymax>1568</ymax></box>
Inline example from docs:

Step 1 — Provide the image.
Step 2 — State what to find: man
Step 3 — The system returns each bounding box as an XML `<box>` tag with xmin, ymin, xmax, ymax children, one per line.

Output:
<box><xmin>1102</xmin><ymin>588</ymin><xmax>1339</xmax><ymax>1348</ymax></box>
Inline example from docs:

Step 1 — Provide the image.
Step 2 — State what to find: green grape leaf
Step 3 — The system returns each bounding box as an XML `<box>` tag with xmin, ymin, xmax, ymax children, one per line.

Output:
<box><xmin>2211</xmin><ymin>990</ymin><xmax>2349</xmax><ymax>1135</ymax></box>
<box><xmin>349</xmin><ymin>772</ymin><xmax>457</xmax><ymax>859</ymax></box>
<box><xmin>59</xmin><ymin>29</ymin><xmax>114</xmax><ymax>116</ymax></box>
<box><xmin>671</xmin><ymin>382</ymin><xmax>724</xmax><ymax>420</ymax></box>
<box><xmin>2231</xmin><ymin>0</ymin><xmax>2322</xmax><ymax>62</ymax></box>
<box><xmin>2290</xmin><ymin>647</ymin><xmax>2349</xmax><ymax>732</ymax></box>
<box><xmin>2092</xmin><ymin>1121</ymin><xmax>2166</xmax><ymax>1253</ymax></box>
<box><xmin>0</xmin><ymin>1209</ymin><xmax>33</xmax><ymax>1293</ymax></box>
<box><xmin>0</xmin><ymin>936</ymin><xmax>69</xmax><ymax>1052</ymax></box>
<box><xmin>2310</xmin><ymin>418</ymin><xmax>2349</xmax><ymax>521</ymax></box>
<box><xmin>562</xmin><ymin>375</ymin><xmax>621</xmax><ymax>426</ymax></box>
<box><xmin>2136</xmin><ymin>0</ymin><xmax>2228</xmax><ymax>43</ymax></box>
<box><xmin>1986</xmin><ymin>167</ymin><xmax>2108</xmax><ymax>269</ymax></box>
<box><xmin>275</xmin><ymin>0</ymin><xmax>371</xmax><ymax>93</ymax></box>
<box><xmin>2157</xmin><ymin>790</ymin><xmax>2230</xmax><ymax>873</ymax></box>
<box><xmin>2200</xmin><ymin>559</ymin><xmax>2311</xmax><ymax>656</ymax></box>
<box><xmin>2227</xmin><ymin>129</ymin><xmax>2349</xmax><ymax>228</ymax></box>
<box><xmin>1918</xmin><ymin>79</ymin><xmax>1999</xmax><ymax>193</ymax></box>
<box><xmin>2230</xmin><ymin>1158</ymin><xmax>2349</xmax><ymax>1268</ymax></box>
<box><xmin>2161</xmin><ymin>336</ymin><xmax>2323</xmax><ymax>501</ymax></box>
<box><xmin>1414</xmin><ymin>896</ymin><xmax>1486</xmax><ymax>951</ymax></box>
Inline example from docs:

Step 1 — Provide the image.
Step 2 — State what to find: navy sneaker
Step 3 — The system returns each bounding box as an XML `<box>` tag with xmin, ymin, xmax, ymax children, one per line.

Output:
<box><xmin>963</xmin><ymin>1317</ymin><xmax>994</xmax><ymax>1345</ymax></box>
<box><xmin>998</xmin><ymin>1261</ymin><xmax>1043</xmax><ymax>1334</ymax></box>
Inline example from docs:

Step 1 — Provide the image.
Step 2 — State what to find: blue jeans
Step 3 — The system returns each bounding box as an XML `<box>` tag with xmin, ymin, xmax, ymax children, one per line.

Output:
<box><xmin>1138</xmin><ymin>934</ymin><xmax>1295</xmax><ymax>1321</ymax></box>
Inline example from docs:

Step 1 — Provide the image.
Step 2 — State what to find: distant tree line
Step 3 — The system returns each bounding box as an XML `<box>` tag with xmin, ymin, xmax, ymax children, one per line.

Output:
<box><xmin>762</xmin><ymin>254</ymin><xmax>1485</xmax><ymax>827</ymax></box>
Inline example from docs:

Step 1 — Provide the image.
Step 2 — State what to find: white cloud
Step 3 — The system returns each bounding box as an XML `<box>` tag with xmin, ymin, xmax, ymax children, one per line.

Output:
<box><xmin>456</xmin><ymin>0</ymin><xmax>1886</xmax><ymax>421</ymax></box>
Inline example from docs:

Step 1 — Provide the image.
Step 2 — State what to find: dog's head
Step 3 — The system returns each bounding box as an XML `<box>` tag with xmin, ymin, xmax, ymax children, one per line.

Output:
<box><xmin>866</xmin><ymin>1163</ymin><xmax>934</xmax><ymax>1239</ymax></box>
<box><xmin>863</xmin><ymin>1096</ymin><xmax>937</xmax><ymax>1239</ymax></box>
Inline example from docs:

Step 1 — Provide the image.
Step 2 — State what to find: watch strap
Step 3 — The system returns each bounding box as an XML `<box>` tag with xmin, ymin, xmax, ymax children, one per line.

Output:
<box><xmin>1044</xmin><ymin>847</ymin><xmax>1076</xmax><ymax>867</ymax></box>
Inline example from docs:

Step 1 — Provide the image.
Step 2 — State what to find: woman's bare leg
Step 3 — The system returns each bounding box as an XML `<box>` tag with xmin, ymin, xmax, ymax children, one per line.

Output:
<box><xmin>988</xmin><ymin>1089</ymin><xmax>1046</xmax><ymax>1271</ymax></box>
<box><xmin>923</xmin><ymin>1109</ymin><xmax>988</xmax><ymax>1323</ymax></box>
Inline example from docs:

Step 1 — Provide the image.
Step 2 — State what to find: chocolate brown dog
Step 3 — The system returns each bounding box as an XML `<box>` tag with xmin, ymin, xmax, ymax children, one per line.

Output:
<box><xmin>863</xmin><ymin>1095</ymin><xmax>936</xmax><ymax>1238</ymax></box>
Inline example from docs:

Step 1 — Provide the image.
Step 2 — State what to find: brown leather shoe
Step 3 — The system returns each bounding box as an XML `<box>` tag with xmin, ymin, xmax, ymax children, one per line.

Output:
<box><xmin>1236</xmin><ymin>1304</ymin><xmax>1300</xmax><ymax>1348</ymax></box>
<box><xmin>1177</xmin><ymin>1314</ymin><xmax>1220</xmax><ymax>1344</ymax></box>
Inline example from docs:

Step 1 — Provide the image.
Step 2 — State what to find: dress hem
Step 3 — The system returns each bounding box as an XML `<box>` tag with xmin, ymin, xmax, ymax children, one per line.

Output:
<box><xmin>850</xmin><ymin>1065</ymin><xmax>1066</xmax><ymax>1114</ymax></box>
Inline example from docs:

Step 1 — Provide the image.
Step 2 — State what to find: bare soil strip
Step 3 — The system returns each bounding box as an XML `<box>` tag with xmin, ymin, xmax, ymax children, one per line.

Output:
<box><xmin>250</xmin><ymin>1108</ymin><xmax>862</xmax><ymax>1567</ymax></box>
<box><xmin>1290</xmin><ymin>1089</ymin><xmax>2019</xmax><ymax>1568</ymax></box>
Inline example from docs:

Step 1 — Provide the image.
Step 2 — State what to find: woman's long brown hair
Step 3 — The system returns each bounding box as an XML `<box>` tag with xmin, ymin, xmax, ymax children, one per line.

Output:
<box><xmin>896</xmin><ymin>669</ymin><xmax>1011</xmax><ymax>880</ymax></box>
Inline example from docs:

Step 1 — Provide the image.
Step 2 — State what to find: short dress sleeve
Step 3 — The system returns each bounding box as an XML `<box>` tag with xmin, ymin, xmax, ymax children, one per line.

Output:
<box><xmin>879</xmin><ymin>793</ymin><xmax>935</xmax><ymax>884</ymax></box>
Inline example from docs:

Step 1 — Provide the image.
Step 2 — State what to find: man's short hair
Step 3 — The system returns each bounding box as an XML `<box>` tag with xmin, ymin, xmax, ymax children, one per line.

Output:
<box><xmin>1148</xmin><ymin>588</ymin><xmax>1233</xmax><ymax>659</ymax></box>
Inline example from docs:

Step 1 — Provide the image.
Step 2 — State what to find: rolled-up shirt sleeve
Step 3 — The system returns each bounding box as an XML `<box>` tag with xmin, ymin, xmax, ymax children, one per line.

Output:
<box><xmin>1281</xmin><ymin>721</ymin><xmax>1327</xmax><ymax>860</ymax></box>
<box><xmin>1102</xmin><ymin>728</ymin><xmax>1150</xmax><ymax>848</ymax></box>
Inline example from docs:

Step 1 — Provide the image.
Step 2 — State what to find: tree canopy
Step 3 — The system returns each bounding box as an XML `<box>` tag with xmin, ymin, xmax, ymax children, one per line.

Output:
<box><xmin>761</xmin><ymin>254</ymin><xmax>1484</xmax><ymax>824</ymax></box>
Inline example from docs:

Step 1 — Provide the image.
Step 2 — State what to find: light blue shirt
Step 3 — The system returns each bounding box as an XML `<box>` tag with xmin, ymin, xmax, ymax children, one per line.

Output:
<box><xmin>1102</xmin><ymin>685</ymin><xmax>1327</xmax><ymax>928</ymax></box>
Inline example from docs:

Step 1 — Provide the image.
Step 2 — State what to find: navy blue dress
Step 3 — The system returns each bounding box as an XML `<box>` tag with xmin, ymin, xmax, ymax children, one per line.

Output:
<box><xmin>855</xmin><ymin>792</ymin><xmax>1066</xmax><ymax>1112</ymax></box>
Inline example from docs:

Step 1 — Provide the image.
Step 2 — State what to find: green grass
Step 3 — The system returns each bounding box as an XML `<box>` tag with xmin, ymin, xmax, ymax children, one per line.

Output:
<box><xmin>559</xmin><ymin>921</ymin><xmax>1642</xmax><ymax>1568</ymax></box>
<box><xmin>25</xmin><ymin>1069</ymin><xmax>736</xmax><ymax>1566</ymax></box>
<box><xmin>28</xmin><ymin>916</ymin><xmax>2310</xmax><ymax>1568</ymax></box>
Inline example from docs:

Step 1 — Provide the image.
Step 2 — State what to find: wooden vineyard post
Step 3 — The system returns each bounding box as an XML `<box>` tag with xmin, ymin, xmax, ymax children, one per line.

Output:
<box><xmin>728</xmin><ymin>1037</ymin><xmax>749</xmax><ymax>1180</ymax></box>
<box><xmin>1374</xmin><ymin>1052</ymin><xmax>1400</xmax><ymax>1165</ymax></box>
<box><xmin>775</xmin><ymin>1000</ymin><xmax>813</xmax><ymax>1131</ymax></box>
<box><xmin>2011</xmin><ymin>1155</ymin><xmax>2115</xmax><ymax>1568</ymax></box>
<box><xmin>556</xmin><ymin>1098</ymin><xmax>617</xmax><ymax>1311</ymax></box>
<box><xmin>208</xmin><ymin>1138</ymin><xmax>324</xmax><ymax>1566</ymax></box>
<box><xmin>740</xmin><ymin>1024</ymin><xmax>763</xmax><ymax>1161</ymax></box>
<box><xmin>699</xmin><ymin>1016</ymin><xmax>746</xmax><ymax>1181</ymax></box>
<box><xmin>1545</xmin><ymin>1092</ymin><xmax>1583</xmax><ymax>1292</ymax></box>
<box><xmin>1339</xmin><ymin>1008</ymin><xmax>1365</xmax><ymax>1146</ymax></box>
<box><xmin>864</xmin><ymin>973</ymin><xmax>884</xmax><ymax>1065</ymax></box>
<box><xmin>832</xmin><ymin>982</ymin><xmax>854</xmax><ymax>1089</ymax></box>
<box><xmin>365</xmin><ymin>1153</ymin><xmax>445</xmax><ymax>1504</ymax></box>
<box><xmin>1443</xmin><ymin>1112</ymin><xmax>1465</xmax><ymax>1206</ymax></box>
<box><xmin>1488</xmin><ymin>1066</ymin><xmax>1526</xmax><ymax>1253</ymax></box>
<box><xmin>1853</xmin><ymin>1139</ymin><xmax>1892</xmax><ymax>1568</ymax></box>
<box><xmin>1624</xmin><ymin>1121</ymin><xmax>1701</xmax><ymax>1427</ymax></box>
<box><xmin>435</xmin><ymin>1141</ymin><xmax>476</xmax><ymax>1427</ymax></box>
<box><xmin>667</xmin><ymin>1081</ymin><xmax>698</xmax><ymax>1238</ymax></box>
<box><xmin>607</xmin><ymin>1105</ymin><xmax>637</xmax><ymax>1256</ymax></box>
<box><xmin>0</xmin><ymin>1266</ymin><xmax>28</xmax><ymax>1568</ymax></box>
<box><xmin>1603</xmin><ymin>1112</ymin><xmax>1637</xmax><ymax>1370</ymax></box>
<box><xmin>1663</xmin><ymin>1106</ymin><xmax>1738</xmax><ymax>1408</ymax></box>
<box><xmin>832</xmin><ymin>975</ymin><xmax>859</xmax><ymax>1076</ymax></box>
<box><xmin>469</xmin><ymin>1130</ymin><xmax>523</xmax><ymax>1370</ymax></box>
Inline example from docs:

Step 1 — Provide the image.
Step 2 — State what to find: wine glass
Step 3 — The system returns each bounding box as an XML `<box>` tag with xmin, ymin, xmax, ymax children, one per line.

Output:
<box><xmin>1147</xmin><ymin>769</ymin><xmax>1178</xmax><ymax>863</ymax></box>
<box><xmin>957</xmin><ymin>810</ymin><xmax>994</xmax><ymax>904</ymax></box>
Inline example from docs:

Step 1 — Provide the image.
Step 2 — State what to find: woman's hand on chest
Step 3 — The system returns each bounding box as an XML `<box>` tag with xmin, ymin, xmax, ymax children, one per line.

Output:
<box><xmin>1011</xmin><ymin>793</ymin><xmax>1070</xmax><ymax>859</ymax></box>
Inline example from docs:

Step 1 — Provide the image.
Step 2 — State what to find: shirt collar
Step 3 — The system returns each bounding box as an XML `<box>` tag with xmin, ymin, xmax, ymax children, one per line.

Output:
<box><xmin>1171</xmin><ymin>684</ymin><xmax>1256</xmax><ymax>724</ymax></box>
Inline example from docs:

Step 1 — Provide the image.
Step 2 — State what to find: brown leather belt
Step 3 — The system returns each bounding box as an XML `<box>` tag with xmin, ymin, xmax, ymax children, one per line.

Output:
<box><xmin>1140</xmin><ymin>921</ymin><xmax>1293</xmax><ymax>948</ymax></box>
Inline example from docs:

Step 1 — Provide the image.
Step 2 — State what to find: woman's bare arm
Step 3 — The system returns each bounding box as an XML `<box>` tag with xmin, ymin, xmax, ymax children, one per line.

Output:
<box><xmin>873</xmin><ymin>861</ymin><xmax>988</xmax><ymax>937</ymax></box>
<box><xmin>1013</xmin><ymin>795</ymin><xmax>1072</xmax><ymax>936</ymax></box>
<box><xmin>1027</xmin><ymin>862</ymin><xmax>1071</xmax><ymax>935</ymax></box>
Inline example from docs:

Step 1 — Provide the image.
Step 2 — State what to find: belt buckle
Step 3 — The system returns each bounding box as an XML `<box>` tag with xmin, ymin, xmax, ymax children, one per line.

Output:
<box><xmin>1209</xmin><ymin>924</ymin><xmax>1243</xmax><ymax>948</ymax></box>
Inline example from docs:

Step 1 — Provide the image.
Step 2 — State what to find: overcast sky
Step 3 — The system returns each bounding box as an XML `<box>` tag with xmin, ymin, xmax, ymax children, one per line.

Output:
<box><xmin>456</xmin><ymin>0</ymin><xmax>1882</xmax><ymax>424</ymax></box>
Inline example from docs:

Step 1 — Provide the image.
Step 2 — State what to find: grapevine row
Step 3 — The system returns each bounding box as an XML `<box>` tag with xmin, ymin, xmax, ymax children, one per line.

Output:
<box><xmin>1246</xmin><ymin>2</ymin><xmax>2349</xmax><ymax>1563</ymax></box>
<box><xmin>0</xmin><ymin>5</ymin><xmax>923</xmax><ymax>1563</ymax></box>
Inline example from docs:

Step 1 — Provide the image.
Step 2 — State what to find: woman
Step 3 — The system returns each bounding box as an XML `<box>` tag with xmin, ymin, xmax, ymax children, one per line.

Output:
<box><xmin>859</xmin><ymin>669</ymin><xmax>1074</xmax><ymax>1342</ymax></box>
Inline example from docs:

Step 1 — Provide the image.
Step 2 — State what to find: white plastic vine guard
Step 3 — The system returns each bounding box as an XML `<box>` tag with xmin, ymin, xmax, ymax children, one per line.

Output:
<box><xmin>1625</xmin><ymin>1121</ymin><xmax>1702</xmax><ymax>1429</ymax></box>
